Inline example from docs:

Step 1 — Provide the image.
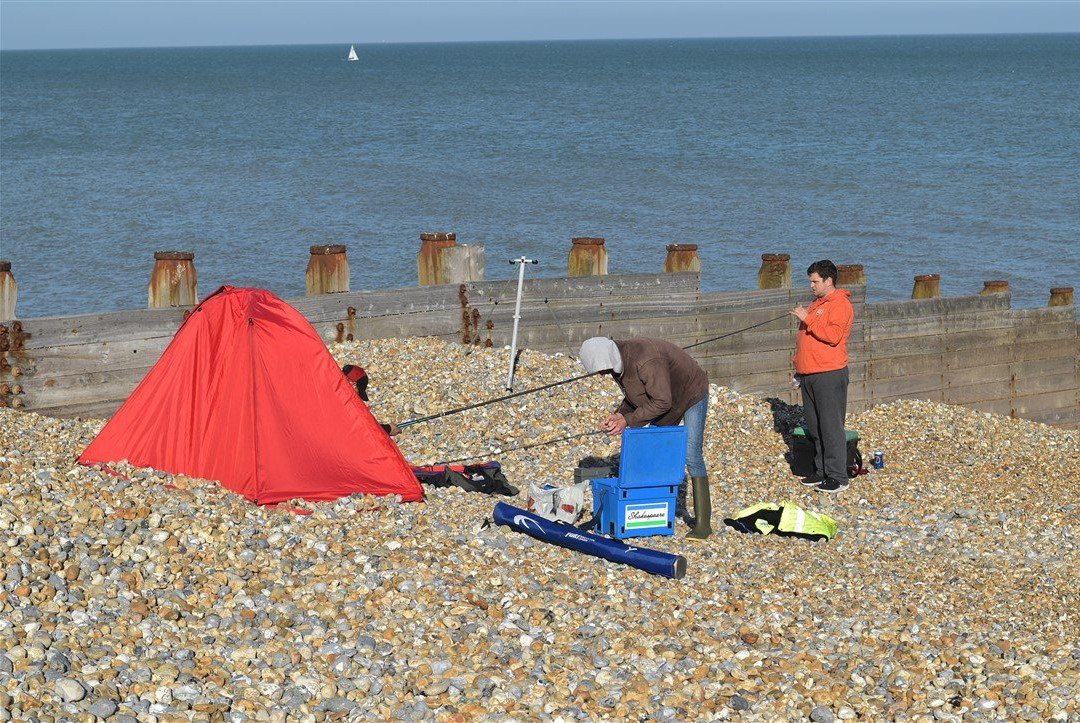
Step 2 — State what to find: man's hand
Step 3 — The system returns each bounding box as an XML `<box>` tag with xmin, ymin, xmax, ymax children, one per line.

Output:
<box><xmin>600</xmin><ymin>413</ymin><xmax>627</xmax><ymax>436</ymax></box>
<box><xmin>790</xmin><ymin>305</ymin><xmax>808</xmax><ymax>322</ymax></box>
<box><xmin>387</xmin><ymin>422</ymin><xmax>401</xmax><ymax>436</ymax></box>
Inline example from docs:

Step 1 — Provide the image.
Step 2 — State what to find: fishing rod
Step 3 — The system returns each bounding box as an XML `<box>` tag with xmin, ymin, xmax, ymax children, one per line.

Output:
<box><xmin>397</xmin><ymin>311</ymin><xmax>792</xmax><ymax>429</ymax></box>
<box><xmin>427</xmin><ymin>430</ymin><xmax>606</xmax><ymax>467</ymax></box>
<box><xmin>680</xmin><ymin>313</ymin><xmax>791</xmax><ymax>350</ymax></box>
<box><xmin>396</xmin><ymin>370</ymin><xmax>602</xmax><ymax>429</ymax></box>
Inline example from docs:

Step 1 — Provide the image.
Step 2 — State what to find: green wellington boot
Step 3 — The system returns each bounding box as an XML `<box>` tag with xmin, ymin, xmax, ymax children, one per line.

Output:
<box><xmin>675</xmin><ymin>476</ymin><xmax>696</xmax><ymax>527</ymax></box>
<box><xmin>686</xmin><ymin>475</ymin><xmax>713</xmax><ymax>539</ymax></box>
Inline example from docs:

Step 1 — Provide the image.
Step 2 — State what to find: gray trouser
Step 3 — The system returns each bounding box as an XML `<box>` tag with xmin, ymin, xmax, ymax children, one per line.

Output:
<box><xmin>800</xmin><ymin>366</ymin><xmax>849</xmax><ymax>482</ymax></box>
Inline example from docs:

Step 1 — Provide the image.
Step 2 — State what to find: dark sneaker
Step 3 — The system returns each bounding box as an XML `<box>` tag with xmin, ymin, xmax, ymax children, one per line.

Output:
<box><xmin>817</xmin><ymin>477</ymin><xmax>850</xmax><ymax>493</ymax></box>
<box><xmin>800</xmin><ymin>474</ymin><xmax>824</xmax><ymax>487</ymax></box>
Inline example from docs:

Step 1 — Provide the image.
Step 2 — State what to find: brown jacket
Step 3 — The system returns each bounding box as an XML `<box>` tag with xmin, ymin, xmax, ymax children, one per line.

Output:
<box><xmin>614</xmin><ymin>338</ymin><xmax>708</xmax><ymax>427</ymax></box>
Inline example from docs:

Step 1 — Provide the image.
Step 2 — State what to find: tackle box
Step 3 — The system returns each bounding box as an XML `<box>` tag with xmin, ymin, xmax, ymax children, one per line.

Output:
<box><xmin>590</xmin><ymin>426</ymin><xmax>687</xmax><ymax>540</ymax></box>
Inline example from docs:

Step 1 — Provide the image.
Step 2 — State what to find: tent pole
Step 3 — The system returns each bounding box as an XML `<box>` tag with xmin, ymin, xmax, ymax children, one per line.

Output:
<box><xmin>505</xmin><ymin>257</ymin><xmax>537</xmax><ymax>390</ymax></box>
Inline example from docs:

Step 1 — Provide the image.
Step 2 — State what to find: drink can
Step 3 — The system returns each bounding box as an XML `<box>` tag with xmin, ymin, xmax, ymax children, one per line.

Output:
<box><xmin>872</xmin><ymin>451</ymin><xmax>884</xmax><ymax>470</ymax></box>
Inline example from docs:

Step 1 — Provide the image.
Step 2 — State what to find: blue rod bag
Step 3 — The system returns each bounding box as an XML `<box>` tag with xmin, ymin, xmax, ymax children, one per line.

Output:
<box><xmin>492</xmin><ymin>502</ymin><xmax>687</xmax><ymax>579</ymax></box>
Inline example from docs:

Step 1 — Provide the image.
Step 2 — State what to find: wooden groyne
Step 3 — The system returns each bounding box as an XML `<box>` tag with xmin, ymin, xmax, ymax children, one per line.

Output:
<box><xmin>1</xmin><ymin>245</ymin><xmax>1076</xmax><ymax>428</ymax></box>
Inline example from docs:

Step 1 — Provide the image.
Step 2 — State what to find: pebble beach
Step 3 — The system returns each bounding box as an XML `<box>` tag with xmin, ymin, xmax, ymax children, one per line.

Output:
<box><xmin>1</xmin><ymin>337</ymin><xmax>1077</xmax><ymax>721</ymax></box>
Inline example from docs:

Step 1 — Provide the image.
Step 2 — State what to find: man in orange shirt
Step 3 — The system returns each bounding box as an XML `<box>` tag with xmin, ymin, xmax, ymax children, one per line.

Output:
<box><xmin>791</xmin><ymin>260</ymin><xmax>855</xmax><ymax>493</ymax></box>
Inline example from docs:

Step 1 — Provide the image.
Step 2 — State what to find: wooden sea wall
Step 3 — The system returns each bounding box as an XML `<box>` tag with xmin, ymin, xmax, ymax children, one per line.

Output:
<box><xmin>2</xmin><ymin>273</ymin><xmax>1077</xmax><ymax>428</ymax></box>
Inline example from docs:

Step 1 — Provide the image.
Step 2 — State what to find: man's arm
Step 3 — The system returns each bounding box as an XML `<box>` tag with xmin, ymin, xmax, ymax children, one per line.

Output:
<box><xmin>621</xmin><ymin>360</ymin><xmax>674</xmax><ymax>426</ymax></box>
<box><xmin>803</xmin><ymin>303</ymin><xmax>853</xmax><ymax>346</ymax></box>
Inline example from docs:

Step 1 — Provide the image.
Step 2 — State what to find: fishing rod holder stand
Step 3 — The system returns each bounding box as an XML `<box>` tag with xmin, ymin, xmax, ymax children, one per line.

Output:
<box><xmin>505</xmin><ymin>257</ymin><xmax>538</xmax><ymax>391</ymax></box>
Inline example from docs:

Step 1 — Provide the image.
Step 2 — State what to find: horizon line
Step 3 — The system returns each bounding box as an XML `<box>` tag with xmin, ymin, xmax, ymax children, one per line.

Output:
<box><xmin>3</xmin><ymin>29</ymin><xmax>1078</xmax><ymax>53</ymax></box>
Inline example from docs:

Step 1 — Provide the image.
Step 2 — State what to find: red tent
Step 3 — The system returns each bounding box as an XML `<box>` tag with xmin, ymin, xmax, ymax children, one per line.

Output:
<box><xmin>79</xmin><ymin>286</ymin><xmax>423</xmax><ymax>505</ymax></box>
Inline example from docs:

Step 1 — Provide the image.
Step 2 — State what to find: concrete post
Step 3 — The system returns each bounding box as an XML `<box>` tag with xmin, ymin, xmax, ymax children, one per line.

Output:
<box><xmin>1048</xmin><ymin>287</ymin><xmax>1074</xmax><ymax>307</ymax></box>
<box><xmin>0</xmin><ymin>261</ymin><xmax>16</xmax><ymax>321</ymax></box>
<box><xmin>568</xmin><ymin>238</ymin><xmax>608</xmax><ymax>277</ymax></box>
<box><xmin>757</xmin><ymin>254</ymin><xmax>791</xmax><ymax>289</ymax></box>
<box><xmin>148</xmin><ymin>252</ymin><xmax>198</xmax><ymax>309</ymax></box>
<box><xmin>979</xmin><ymin>280</ymin><xmax>1009</xmax><ymax>295</ymax></box>
<box><xmin>836</xmin><ymin>264</ymin><xmax>865</xmax><ymax>287</ymax></box>
<box><xmin>442</xmin><ymin>244</ymin><xmax>485</xmax><ymax>283</ymax></box>
<box><xmin>306</xmin><ymin>245</ymin><xmax>350</xmax><ymax>295</ymax></box>
<box><xmin>911</xmin><ymin>274</ymin><xmax>941</xmax><ymax>299</ymax></box>
<box><xmin>418</xmin><ymin>232</ymin><xmax>457</xmax><ymax>286</ymax></box>
<box><xmin>663</xmin><ymin>244</ymin><xmax>701</xmax><ymax>273</ymax></box>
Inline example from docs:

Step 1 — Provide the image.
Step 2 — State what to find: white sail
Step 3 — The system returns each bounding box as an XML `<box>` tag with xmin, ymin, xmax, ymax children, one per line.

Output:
<box><xmin>347</xmin><ymin>45</ymin><xmax>359</xmax><ymax>62</ymax></box>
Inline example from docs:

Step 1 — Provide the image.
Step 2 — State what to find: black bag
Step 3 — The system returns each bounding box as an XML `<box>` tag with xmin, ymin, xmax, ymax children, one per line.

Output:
<box><xmin>412</xmin><ymin>461</ymin><xmax>519</xmax><ymax>496</ymax></box>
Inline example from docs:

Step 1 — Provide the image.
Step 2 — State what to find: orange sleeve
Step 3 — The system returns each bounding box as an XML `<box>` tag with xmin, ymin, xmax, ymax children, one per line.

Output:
<box><xmin>804</xmin><ymin>301</ymin><xmax>852</xmax><ymax>346</ymax></box>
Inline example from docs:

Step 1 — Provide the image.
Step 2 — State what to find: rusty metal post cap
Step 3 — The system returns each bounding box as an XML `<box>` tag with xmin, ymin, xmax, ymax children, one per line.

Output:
<box><xmin>153</xmin><ymin>251</ymin><xmax>195</xmax><ymax>261</ymax></box>
<box><xmin>572</xmin><ymin>237</ymin><xmax>605</xmax><ymax>245</ymax></box>
<box><xmin>666</xmin><ymin>244</ymin><xmax>698</xmax><ymax>252</ymax></box>
<box><xmin>0</xmin><ymin>261</ymin><xmax>10</xmax><ymax>272</ymax></box>
<box><xmin>914</xmin><ymin>274</ymin><xmax>940</xmax><ymax>281</ymax></box>
<box><xmin>761</xmin><ymin>253</ymin><xmax>790</xmax><ymax>262</ymax></box>
<box><xmin>309</xmin><ymin>244</ymin><xmax>347</xmax><ymax>255</ymax></box>
<box><xmin>837</xmin><ymin>264</ymin><xmax>863</xmax><ymax>272</ymax></box>
<box><xmin>420</xmin><ymin>232</ymin><xmax>456</xmax><ymax>242</ymax></box>
<box><xmin>981</xmin><ymin>280</ymin><xmax>1009</xmax><ymax>291</ymax></box>
<box><xmin>1048</xmin><ymin>287</ymin><xmax>1074</xmax><ymax>307</ymax></box>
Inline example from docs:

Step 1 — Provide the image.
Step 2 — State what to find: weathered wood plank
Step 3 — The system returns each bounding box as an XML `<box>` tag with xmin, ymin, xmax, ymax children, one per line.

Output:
<box><xmin>943</xmin><ymin>309</ymin><xmax>1032</xmax><ymax>334</ymax></box>
<box><xmin>10</xmin><ymin>338</ymin><xmax>173</xmax><ymax>378</ymax></box>
<box><xmin>864</xmin><ymin>294</ymin><xmax>1010</xmax><ymax>322</ymax></box>
<box><xmin>1007</xmin><ymin>306</ymin><xmax>1077</xmax><ymax>326</ymax></box>
<box><xmin>1012</xmin><ymin>390</ymin><xmax>1079</xmax><ymax>417</ymax></box>
<box><xmin>22</xmin><ymin>366</ymin><xmax>153</xmax><ymax>411</ymax></box>
<box><xmin>1025</xmin><ymin>406</ymin><xmax>1080</xmax><ymax>428</ymax></box>
<box><xmin>1010</xmin><ymin>338</ymin><xmax>1080</xmax><ymax>363</ymax></box>
<box><xmin>865</xmin><ymin>316</ymin><xmax>946</xmax><ymax>341</ymax></box>
<box><xmin>499</xmin><ymin>314</ymin><xmax>797</xmax><ymax>354</ymax></box>
<box><xmin>1013</xmin><ymin>320</ymin><xmax>1078</xmax><ymax>345</ymax></box>
<box><xmin>939</xmin><ymin>336</ymin><xmax>1078</xmax><ymax>368</ymax></box>
<box><xmin>728</xmin><ymin>370</ymin><xmax>794</xmax><ymax>396</ymax></box>
<box><xmin>289</xmin><ymin>272</ymin><xmax>702</xmax><ymax>320</ymax></box>
<box><xmin>865</xmin><ymin>334</ymin><xmax>948</xmax><ymax>358</ymax></box>
<box><xmin>869</xmin><ymin>372</ymin><xmax>945</xmax><ymax>401</ymax></box>
<box><xmin>698</xmin><ymin>350</ymin><xmax>800</xmax><ymax>380</ymax></box>
<box><xmin>869</xmin><ymin>353</ymin><xmax>944</xmax><ymax>380</ymax></box>
<box><xmin>1012</xmin><ymin>371</ymin><xmax>1078</xmax><ymax>398</ymax></box>
<box><xmin>1012</xmin><ymin>355</ymin><xmax>1078</xmax><ymax>379</ymax></box>
<box><xmin>943</xmin><ymin>345</ymin><xmax>1011</xmax><ymax>370</ymax></box>
<box><xmin>5</xmin><ymin>308</ymin><xmax>188</xmax><ymax>350</ymax></box>
<box><xmin>309</xmin><ymin>291</ymin><xmax>707</xmax><ymax>332</ymax></box>
<box><xmin>49</xmin><ymin>400</ymin><xmax>122</xmax><ymax>420</ymax></box>
<box><xmin>865</xmin><ymin>312</ymin><xmax>1027</xmax><ymax>344</ymax></box>
<box><xmin>295</xmin><ymin>283</ymin><xmax>866</xmax><ymax>334</ymax></box>
<box><xmin>944</xmin><ymin>362</ymin><xmax>1012</xmax><ymax>388</ymax></box>
<box><xmin>943</xmin><ymin>381</ymin><xmax>1011</xmax><ymax>406</ymax></box>
<box><xmin>965</xmin><ymin>398</ymin><xmax>1015</xmax><ymax>417</ymax></box>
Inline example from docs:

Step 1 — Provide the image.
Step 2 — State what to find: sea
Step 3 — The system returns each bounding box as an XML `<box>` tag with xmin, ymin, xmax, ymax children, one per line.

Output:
<box><xmin>1</xmin><ymin>34</ymin><xmax>1078</xmax><ymax>319</ymax></box>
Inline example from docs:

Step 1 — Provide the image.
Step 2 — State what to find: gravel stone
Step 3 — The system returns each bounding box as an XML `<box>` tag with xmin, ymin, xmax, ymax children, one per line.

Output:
<box><xmin>87</xmin><ymin>699</ymin><xmax>119</xmax><ymax>718</ymax></box>
<box><xmin>54</xmin><ymin>678</ymin><xmax>86</xmax><ymax>702</ymax></box>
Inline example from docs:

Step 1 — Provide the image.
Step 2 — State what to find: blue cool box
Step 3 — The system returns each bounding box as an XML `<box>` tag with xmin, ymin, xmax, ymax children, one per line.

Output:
<box><xmin>590</xmin><ymin>427</ymin><xmax>687</xmax><ymax>539</ymax></box>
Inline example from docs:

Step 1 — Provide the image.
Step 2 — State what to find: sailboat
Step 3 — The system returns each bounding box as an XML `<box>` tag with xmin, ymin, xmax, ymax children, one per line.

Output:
<box><xmin>346</xmin><ymin>44</ymin><xmax>359</xmax><ymax>62</ymax></box>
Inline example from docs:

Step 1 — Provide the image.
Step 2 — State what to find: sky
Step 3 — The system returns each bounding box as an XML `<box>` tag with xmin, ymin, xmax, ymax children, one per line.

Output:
<box><xmin>2</xmin><ymin>0</ymin><xmax>1079</xmax><ymax>50</ymax></box>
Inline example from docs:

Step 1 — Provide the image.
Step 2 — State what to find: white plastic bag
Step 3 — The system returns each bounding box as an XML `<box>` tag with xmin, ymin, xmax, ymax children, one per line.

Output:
<box><xmin>526</xmin><ymin>481</ymin><xmax>588</xmax><ymax>524</ymax></box>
